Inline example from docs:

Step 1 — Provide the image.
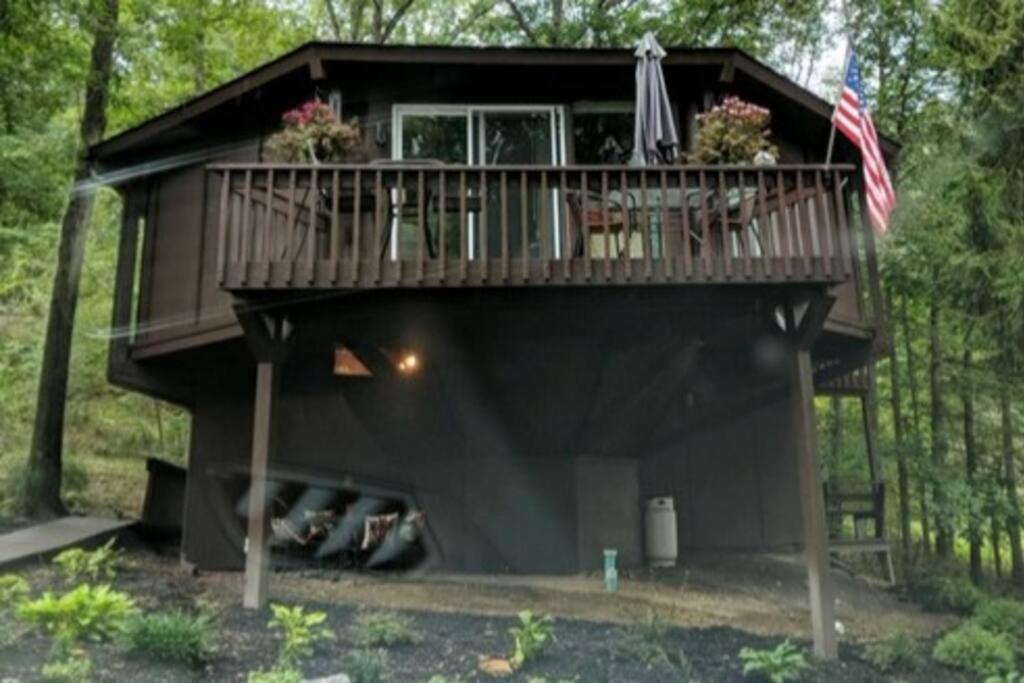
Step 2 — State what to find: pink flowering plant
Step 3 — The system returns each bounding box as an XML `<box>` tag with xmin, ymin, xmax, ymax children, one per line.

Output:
<box><xmin>693</xmin><ymin>96</ymin><xmax>778</xmax><ymax>164</ymax></box>
<box><xmin>266</xmin><ymin>100</ymin><xmax>362</xmax><ymax>163</ymax></box>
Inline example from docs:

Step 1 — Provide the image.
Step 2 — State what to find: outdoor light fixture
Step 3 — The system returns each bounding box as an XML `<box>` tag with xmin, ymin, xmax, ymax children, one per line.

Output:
<box><xmin>396</xmin><ymin>352</ymin><xmax>420</xmax><ymax>375</ymax></box>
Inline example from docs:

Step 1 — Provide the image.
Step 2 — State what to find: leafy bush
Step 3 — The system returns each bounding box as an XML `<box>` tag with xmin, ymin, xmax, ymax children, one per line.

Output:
<box><xmin>247</xmin><ymin>667</ymin><xmax>302</xmax><ymax>683</ymax></box>
<box><xmin>932</xmin><ymin>623</ymin><xmax>1016</xmax><ymax>678</ymax></box>
<box><xmin>974</xmin><ymin>599</ymin><xmax>1024</xmax><ymax>650</ymax></box>
<box><xmin>53</xmin><ymin>538</ymin><xmax>123</xmax><ymax>583</ymax></box>
<box><xmin>984</xmin><ymin>672</ymin><xmax>1023</xmax><ymax>683</ymax></box>
<box><xmin>341</xmin><ymin>648</ymin><xmax>389</xmax><ymax>683</ymax></box>
<box><xmin>509</xmin><ymin>610</ymin><xmax>555</xmax><ymax>670</ymax></box>
<box><xmin>918</xmin><ymin>575</ymin><xmax>985</xmax><ymax>614</ymax></box>
<box><xmin>267</xmin><ymin>603</ymin><xmax>334</xmax><ymax>670</ymax></box>
<box><xmin>0</xmin><ymin>573</ymin><xmax>30</xmax><ymax>611</ymax></box>
<box><xmin>40</xmin><ymin>653</ymin><xmax>91</xmax><ymax>682</ymax></box>
<box><xmin>615</xmin><ymin>607</ymin><xmax>671</xmax><ymax>664</ymax></box>
<box><xmin>863</xmin><ymin>632</ymin><xmax>927</xmax><ymax>673</ymax></box>
<box><xmin>738</xmin><ymin>640</ymin><xmax>808</xmax><ymax>683</ymax></box>
<box><xmin>125</xmin><ymin>609</ymin><xmax>214</xmax><ymax>667</ymax></box>
<box><xmin>349</xmin><ymin>610</ymin><xmax>421</xmax><ymax>648</ymax></box>
<box><xmin>19</xmin><ymin>584</ymin><xmax>137</xmax><ymax>648</ymax></box>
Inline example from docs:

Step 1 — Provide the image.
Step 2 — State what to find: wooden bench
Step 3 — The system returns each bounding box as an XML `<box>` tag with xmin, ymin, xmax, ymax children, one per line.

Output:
<box><xmin>829</xmin><ymin>538</ymin><xmax>895</xmax><ymax>585</ymax></box>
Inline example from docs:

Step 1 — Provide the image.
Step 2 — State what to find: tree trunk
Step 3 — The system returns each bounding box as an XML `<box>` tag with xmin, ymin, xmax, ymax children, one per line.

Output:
<box><xmin>902</xmin><ymin>296</ymin><xmax>930</xmax><ymax>555</ymax></box>
<box><xmin>992</xmin><ymin>515</ymin><xmax>1002</xmax><ymax>579</ymax></box>
<box><xmin>930</xmin><ymin>290</ymin><xmax>952</xmax><ymax>559</ymax></box>
<box><xmin>887</xmin><ymin>289</ymin><xmax>912</xmax><ymax>555</ymax></box>
<box><xmin>963</xmin><ymin>347</ymin><xmax>982</xmax><ymax>584</ymax></box>
<box><xmin>1001</xmin><ymin>369</ymin><xmax>1024</xmax><ymax>587</ymax></box>
<box><xmin>829</xmin><ymin>396</ymin><xmax>843</xmax><ymax>464</ymax></box>
<box><xmin>21</xmin><ymin>0</ymin><xmax>119</xmax><ymax>519</ymax></box>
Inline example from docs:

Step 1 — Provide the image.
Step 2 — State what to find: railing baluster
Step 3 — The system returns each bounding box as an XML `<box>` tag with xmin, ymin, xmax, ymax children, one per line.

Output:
<box><xmin>620</xmin><ymin>170</ymin><xmax>632</xmax><ymax>281</ymax></box>
<box><xmin>582</xmin><ymin>170</ymin><xmax>591</xmax><ymax>281</ymax></box>
<box><xmin>560</xmin><ymin>171</ymin><xmax>570</xmax><ymax>281</ymax></box>
<box><xmin>756</xmin><ymin>169</ymin><xmax>772</xmax><ymax>279</ymax></box>
<box><xmin>394</xmin><ymin>170</ymin><xmax>404</xmax><ymax>283</ymax></box>
<box><xmin>640</xmin><ymin>170</ymin><xmax>652</xmax><ymax>279</ymax></box>
<box><xmin>500</xmin><ymin>171</ymin><xmax>509</xmax><ymax>282</ymax></box>
<box><xmin>417</xmin><ymin>170</ymin><xmax>425</xmax><ymax>283</ymax></box>
<box><xmin>521</xmin><ymin>170</ymin><xmax>529</xmax><ymax>282</ymax></box>
<box><xmin>306</xmin><ymin>168</ymin><xmax>317</xmax><ymax>284</ymax></box>
<box><xmin>796</xmin><ymin>170</ymin><xmax>813</xmax><ymax>278</ymax></box>
<box><xmin>601</xmin><ymin>171</ymin><xmax>611</xmax><ymax>281</ymax></box>
<box><xmin>815</xmin><ymin>169</ymin><xmax>833</xmax><ymax>279</ymax></box>
<box><xmin>717</xmin><ymin>169</ymin><xmax>731</xmax><ymax>280</ymax></box>
<box><xmin>660</xmin><ymin>169</ymin><xmax>672</xmax><ymax>282</ymax></box>
<box><xmin>540</xmin><ymin>171</ymin><xmax>550</xmax><ymax>281</ymax></box>
<box><xmin>737</xmin><ymin>170</ymin><xmax>751</xmax><ymax>279</ymax></box>
<box><xmin>373</xmin><ymin>170</ymin><xmax>383</xmax><ymax>284</ymax></box>
<box><xmin>777</xmin><ymin>169</ymin><xmax>793</xmax><ymax>279</ymax></box>
<box><xmin>479</xmin><ymin>170</ymin><xmax>488</xmax><ymax>282</ymax></box>
<box><xmin>460</xmin><ymin>171</ymin><xmax>468</xmax><ymax>282</ymax></box>
<box><xmin>286</xmin><ymin>169</ymin><xmax>297</xmax><ymax>284</ymax></box>
<box><xmin>833</xmin><ymin>169</ymin><xmax>853</xmax><ymax>278</ymax></box>
<box><xmin>217</xmin><ymin>170</ymin><xmax>230</xmax><ymax>285</ymax></box>
<box><xmin>330</xmin><ymin>169</ymin><xmax>339</xmax><ymax>284</ymax></box>
<box><xmin>240</xmin><ymin>170</ymin><xmax>252</xmax><ymax>285</ymax></box>
<box><xmin>352</xmin><ymin>169</ymin><xmax>361</xmax><ymax>285</ymax></box>
<box><xmin>262</xmin><ymin>170</ymin><xmax>274</xmax><ymax>282</ymax></box>
<box><xmin>698</xmin><ymin>170</ymin><xmax>711</xmax><ymax>279</ymax></box>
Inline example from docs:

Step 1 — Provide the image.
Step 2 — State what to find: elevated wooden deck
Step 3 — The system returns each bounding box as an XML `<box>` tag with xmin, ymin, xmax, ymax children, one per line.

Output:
<box><xmin>212</xmin><ymin>163</ymin><xmax>872</xmax><ymax>292</ymax></box>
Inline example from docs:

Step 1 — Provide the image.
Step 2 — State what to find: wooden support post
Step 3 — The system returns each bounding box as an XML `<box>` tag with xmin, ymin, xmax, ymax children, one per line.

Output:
<box><xmin>243</xmin><ymin>360</ymin><xmax>277</xmax><ymax>609</ymax></box>
<box><xmin>789</xmin><ymin>295</ymin><xmax>838</xmax><ymax>660</ymax></box>
<box><xmin>861</xmin><ymin>363</ymin><xmax>883</xmax><ymax>529</ymax></box>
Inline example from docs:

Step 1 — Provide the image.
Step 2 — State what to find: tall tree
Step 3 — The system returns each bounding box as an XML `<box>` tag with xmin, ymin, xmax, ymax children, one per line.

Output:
<box><xmin>929</xmin><ymin>288</ymin><xmax>952</xmax><ymax>558</ymax></box>
<box><xmin>21</xmin><ymin>0</ymin><xmax>119</xmax><ymax>518</ymax></box>
<box><xmin>962</xmin><ymin>346</ymin><xmax>982</xmax><ymax>584</ymax></box>
<box><xmin>886</xmin><ymin>288</ymin><xmax>912</xmax><ymax>554</ymax></box>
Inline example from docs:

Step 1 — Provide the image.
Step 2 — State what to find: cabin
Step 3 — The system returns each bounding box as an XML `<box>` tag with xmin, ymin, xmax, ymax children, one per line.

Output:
<box><xmin>91</xmin><ymin>42</ymin><xmax>892</xmax><ymax>658</ymax></box>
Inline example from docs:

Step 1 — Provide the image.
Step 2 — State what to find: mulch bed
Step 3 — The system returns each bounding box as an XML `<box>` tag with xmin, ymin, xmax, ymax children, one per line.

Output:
<box><xmin>0</xmin><ymin>554</ymin><xmax>975</xmax><ymax>682</ymax></box>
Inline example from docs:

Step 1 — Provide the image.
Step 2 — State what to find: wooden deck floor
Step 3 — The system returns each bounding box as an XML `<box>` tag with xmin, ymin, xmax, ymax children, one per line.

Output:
<box><xmin>0</xmin><ymin>516</ymin><xmax>136</xmax><ymax>568</ymax></box>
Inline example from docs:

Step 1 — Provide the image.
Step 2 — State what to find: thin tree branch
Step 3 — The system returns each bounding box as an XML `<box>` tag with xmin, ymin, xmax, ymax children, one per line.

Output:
<box><xmin>381</xmin><ymin>0</ymin><xmax>417</xmax><ymax>43</ymax></box>
<box><xmin>323</xmin><ymin>0</ymin><xmax>343</xmax><ymax>38</ymax></box>
<box><xmin>503</xmin><ymin>0</ymin><xmax>537</xmax><ymax>44</ymax></box>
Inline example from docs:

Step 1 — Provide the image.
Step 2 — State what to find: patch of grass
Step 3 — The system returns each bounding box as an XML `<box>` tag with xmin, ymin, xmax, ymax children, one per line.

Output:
<box><xmin>341</xmin><ymin>648</ymin><xmax>389</xmax><ymax>683</ymax></box>
<box><xmin>615</xmin><ymin>606</ymin><xmax>671</xmax><ymax>665</ymax></box>
<box><xmin>738</xmin><ymin>640</ymin><xmax>808</xmax><ymax>683</ymax></box>
<box><xmin>124</xmin><ymin>609</ymin><xmax>215</xmax><ymax>667</ymax></box>
<box><xmin>973</xmin><ymin>599</ymin><xmax>1024</xmax><ymax>651</ymax></box>
<box><xmin>247</xmin><ymin>667</ymin><xmax>302</xmax><ymax>683</ymax></box>
<box><xmin>863</xmin><ymin>632</ymin><xmax>927</xmax><ymax>673</ymax></box>
<box><xmin>932</xmin><ymin>623</ymin><xmax>1016</xmax><ymax>678</ymax></box>
<box><xmin>349</xmin><ymin>610</ymin><xmax>421</xmax><ymax>648</ymax></box>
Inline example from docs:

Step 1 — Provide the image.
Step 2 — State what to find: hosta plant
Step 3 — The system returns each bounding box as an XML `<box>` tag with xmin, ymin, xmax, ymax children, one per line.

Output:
<box><xmin>738</xmin><ymin>640</ymin><xmax>808</xmax><ymax>683</ymax></box>
<box><xmin>509</xmin><ymin>610</ymin><xmax>555</xmax><ymax>670</ymax></box>
<box><xmin>53</xmin><ymin>538</ymin><xmax>123</xmax><ymax>583</ymax></box>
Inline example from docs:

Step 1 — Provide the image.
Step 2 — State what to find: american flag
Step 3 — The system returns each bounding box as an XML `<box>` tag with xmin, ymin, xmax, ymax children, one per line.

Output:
<box><xmin>833</xmin><ymin>50</ymin><xmax>896</xmax><ymax>233</ymax></box>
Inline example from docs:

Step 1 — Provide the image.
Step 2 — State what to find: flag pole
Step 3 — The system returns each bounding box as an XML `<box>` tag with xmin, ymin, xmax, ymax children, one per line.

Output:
<box><xmin>824</xmin><ymin>40</ymin><xmax>851</xmax><ymax>166</ymax></box>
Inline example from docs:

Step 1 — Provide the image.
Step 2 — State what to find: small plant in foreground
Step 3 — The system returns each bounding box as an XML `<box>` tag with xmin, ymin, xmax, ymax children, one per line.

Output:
<box><xmin>973</xmin><ymin>599</ymin><xmax>1024</xmax><ymax>650</ymax></box>
<box><xmin>863</xmin><ymin>632</ymin><xmax>927</xmax><ymax>673</ymax></box>
<box><xmin>341</xmin><ymin>648</ymin><xmax>389</xmax><ymax>683</ymax></box>
<box><xmin>349</xmin><ymin>610</ymin><xmax>421</xmax><ymax>648</ymax></box>
<box><xmin>268</xmin><ymin>603</ymin><xmax>334</xmax><ymax>671</ymax></box>
<box><xmin>40</xmin><ymin>653</ymin><xmax>92</xmax><ymax>682</ymax></box>
<box><xmin>932</xmin><ymin>623</ymin><xmax>1015</xmax><ymax>678</ymax></box>
<box><xmin>509</xmin><ymin>610</ymin><xmax>555</xmax><ymax>670</ymax></box>
<box><xmin>125</xmin><ymin>609</ymin><xmax>215</xmax><ymax>667</ymax></box>
<box><xmin>247</xmin><ymin>667</ymin><xmax>302</xmax><ymax>683</ymax></box>
<box><xmin>0</xmin><ymin>573</ymin><xmax>30</xmax><ymax>608</ymax></box>
<box><xmin>53</xmin><ymin>538</ymin><xmax>123</xmax><ymax>583</ymax></box>
<box><xmin>615</xmin><ymin>606</ymin><xmax>673</xmax><ymax>665</ymax></box>
<box><xmin>427</xmin><ymin>676</ymin><xmax>463</xmax><ymax>683</ymax></box>
<box><xmin>984</xmin><ymin>672</ymin><xmax>1022</xmax><ymax>683</ymax></box>
<box><xmin>738</xmin><ymin>640</ymin><xmax>808</xmax><ymax>683</ymax></box>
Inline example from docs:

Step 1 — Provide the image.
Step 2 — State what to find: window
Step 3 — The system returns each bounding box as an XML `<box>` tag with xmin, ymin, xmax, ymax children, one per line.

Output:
<box><xmin>572</xmin><ymin>103</ymin><xmax>634</xmax><ymax>164</ymax></box>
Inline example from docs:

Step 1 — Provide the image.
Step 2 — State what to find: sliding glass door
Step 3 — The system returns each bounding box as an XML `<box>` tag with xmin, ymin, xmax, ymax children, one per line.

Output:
<box><xmin>393</xmin><ymin>106</ymin><xmax>565</xmax><ymax>260</ymax></box>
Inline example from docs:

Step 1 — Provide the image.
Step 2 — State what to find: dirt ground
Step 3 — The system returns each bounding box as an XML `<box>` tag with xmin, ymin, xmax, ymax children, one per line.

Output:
<box><xmin>0</xmin><ymin>548</ymin><xmax>969</xmax><ymax>682</ymax></box>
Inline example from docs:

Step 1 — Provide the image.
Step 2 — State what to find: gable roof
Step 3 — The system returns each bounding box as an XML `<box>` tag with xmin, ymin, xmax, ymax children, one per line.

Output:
<box><xmin>90</xmin><ymin>41</ymin><xmax>898</xmax><ymax>162</ymax></box>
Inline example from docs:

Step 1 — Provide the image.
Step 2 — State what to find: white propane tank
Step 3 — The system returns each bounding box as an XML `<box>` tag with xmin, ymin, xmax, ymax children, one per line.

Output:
<box><xmin>645</xmin><ymin>497</ymin><xmax>678</xmax><ymax>568</ymax></box>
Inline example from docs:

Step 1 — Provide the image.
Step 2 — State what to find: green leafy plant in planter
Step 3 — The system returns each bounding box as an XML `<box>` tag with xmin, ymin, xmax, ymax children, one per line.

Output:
<box><xmin>738</xmin><ymin>640</ymin><xmax>808</xmax><ymax>682</ymax></box>
<box><xmin>932</xmin><ymin>623</ymin><xmax>1016</xmax><ymax>678</ymax></box>
<box><xmin>265</xmin><ymin>100</ymin><xmax>362</xmax><ymax>163</ymax></box>
<box><xmin>509</xmin><ymin>610</ymin><xmax>555</xmax><ymax>670</ymax></box>
<box><xmin>692</xmin><ymin>96</ymin><xmax>779</xmax><ymax>165</ymax></box>
<box><xmin>19</xmin><ymin>584</ymin><xmax>137</xmax><ymax>681</ymax></box>
<box><xmin>53</xmin><ymin>538</ymin><xmax>123</xmax><ymax>583</ymax></box>
<box><xmin>124</xmin><ymin>609</ymin><xmax>215</xmax><ymax>667</ymax></box>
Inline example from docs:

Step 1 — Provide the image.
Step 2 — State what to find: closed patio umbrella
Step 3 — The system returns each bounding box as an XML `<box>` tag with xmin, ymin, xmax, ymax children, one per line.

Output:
<box><xmin>632</xmin><ymin>32</ymin><xmax>679</xmax><ymax>165</ymax></box>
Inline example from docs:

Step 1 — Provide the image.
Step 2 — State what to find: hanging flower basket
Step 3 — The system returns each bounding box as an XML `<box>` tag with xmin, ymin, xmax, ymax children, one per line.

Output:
<box><xmin>265</xmin><ymin>100</ymin><xmax>362</xmax><ymax>163</ymax></box>
<box><xmin>693</xmin><ymin>96</ymin><xmax>779</xmax><ymax>165</ymax></box>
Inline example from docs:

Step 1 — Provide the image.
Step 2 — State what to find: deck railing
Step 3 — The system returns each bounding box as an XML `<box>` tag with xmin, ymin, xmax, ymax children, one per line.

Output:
<box><xmin>211</xmin><ymin>163</ymin><xmax>863</xmax><ymax>290</ymax></box>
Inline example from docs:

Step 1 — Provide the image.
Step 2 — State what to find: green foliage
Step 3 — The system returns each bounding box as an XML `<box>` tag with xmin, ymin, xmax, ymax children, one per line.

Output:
<box><xmin>738</xmin><ymin>640</ymin><xmax>808</xmax><ymax>683</ymax></box>
<box><xmin>267</xmin><ymin>603</ymin><xmax>334</xmax><ymax>670</ymax></box>
<box><xmin>18</xmin><ymin>584</ymin><xmax>137</xmax><ymax>649</ymax></box>
<box><xmin>427</xmin><ymin>677</ymin><xmax>463</xmax><ymax>683</ymax></box>
<box><xmin>984</xmin><ymin>672</ymin><xmax>1023</xmax><ymax>683</ymax></box>
<box><xmin>615</xmin><ymin>606</ymin><xmax>671</xmax><ymax>664</ymax></box>
<box><xmin>0</xmin><ymin>573</ymin><xmax>30</xmax><ymax>610</ymax></box>
<box><xmin>124</xmin><ymin>609</ymin><xmax>215</xmax><ymax>667</ymax></box>
<box><xmin>349</xmin><ymin>610</ymin><xmax>421</xmax><ymax>648</ymax></box>
<box><xmin>509</xmin><ymin>610</ymin><xmax>555</xmax><ymax>670</ymax></box>
<box><xmin>917</xmin><ymin>575</ymin><xmax>985</xmax><ymax>614</ymax></box>
<box><xmin>341</xmin><ymin>648</ymin><xmax>390</xmax><ymax>683</ymax></box>
<box><xmin>53</xmin><ymin>538</ymin><xmax>123</xmax><ymax>583</ymax></box>
<box><xmin>973</xmin><ymin>599</ymin><xmax>1024</xmax><ymax>650</ymax></box>
<box><xmin>247</xmin><ymin>667</ymin><xmax>302</xmax><ymax>683</ymax></box>
<box><xmin>40</xmin><ymin>653</ymin><xmax>92</xmax><ymax>683</ymax></box>
<box><xmin>932</xmin><ymin>623</ymin><xmax>1016</xmax><ymax>678</ymax></box>
<box><xmin>863</xmin><ymin>632</ymin><xmax>927</xmax><ymax>673</ymax></box>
